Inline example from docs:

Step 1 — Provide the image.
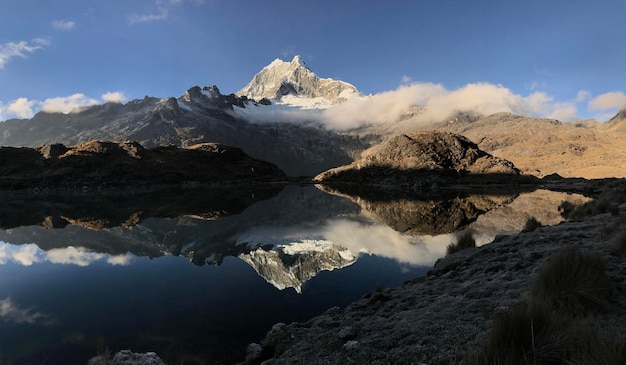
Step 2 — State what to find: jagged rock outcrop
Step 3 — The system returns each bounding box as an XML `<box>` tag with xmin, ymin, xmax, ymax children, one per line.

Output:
<box><xmin>0</xmin><ymin>140</ymin><xmax>286</xmax><ymax>190</ymax></box>
<box><xmin>237</xmin><ymin>55</ymin><xmax>359</xmax><ymax>103</ymax></box>
<box><xmin>315</xmin><ymin>131</ymin><xmax>527</xmax><ymax>187</ymax></box>
<box><xmin>88</xmin><ymin>350</ymin><xmax>165</xmax><ymax>365</ymax></box>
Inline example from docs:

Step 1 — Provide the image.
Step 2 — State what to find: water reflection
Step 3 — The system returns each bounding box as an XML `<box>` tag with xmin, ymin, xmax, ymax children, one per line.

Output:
<box><xmin>0</xmin><ymin>184</ymin><xmax>591</xmax><ymax>364</ymax></box>
<box><xmin>0</xmin><ymin>242</ymin><xmax>133</xmax><ymax>267</ymax></box>
<box><xmin>0</xmin><ymin>298</ymin><xmax>56</xmax><ymax>326</ymax></box>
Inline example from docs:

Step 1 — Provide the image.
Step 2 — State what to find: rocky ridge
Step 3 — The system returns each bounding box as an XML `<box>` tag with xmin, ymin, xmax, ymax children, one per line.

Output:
<box><xmin>0</xmin><ymin>86</ymin><xmax>366</xmax><ymax>176</ymax></box>
<box><xmin>315</xmin><ymin>131</ymin><xmax>526</xmax><ymax>187</ymax></box>
<box><xmin>0</xmin><ymin>140</ymin><xmax>286</xmax><ymax>190</ymax></box>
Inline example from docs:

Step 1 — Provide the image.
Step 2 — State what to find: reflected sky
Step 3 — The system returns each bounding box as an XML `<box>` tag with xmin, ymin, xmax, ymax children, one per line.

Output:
<box><xmin>0</xmin><ymin>297</ymin><xmax>56</xmax><ymax>326</ymax></box>
<box><xmin>236</xmin><ymin>218</ymin><xmax>452</xmax><ymax>267</ymax></box>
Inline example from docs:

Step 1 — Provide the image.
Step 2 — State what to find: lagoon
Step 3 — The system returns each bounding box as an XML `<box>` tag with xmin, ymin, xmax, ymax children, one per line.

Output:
<box><xmin>0</xmin><ymin>185</ymin><xmax>586</xmax><ymax>364</ymax></box>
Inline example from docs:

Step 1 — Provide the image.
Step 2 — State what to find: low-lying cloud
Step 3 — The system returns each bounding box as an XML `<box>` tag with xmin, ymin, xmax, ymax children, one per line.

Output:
<box><xmin>238</xmin><ymin>82</ymin><xmax>626</xmax><ymax>130</ymax></box>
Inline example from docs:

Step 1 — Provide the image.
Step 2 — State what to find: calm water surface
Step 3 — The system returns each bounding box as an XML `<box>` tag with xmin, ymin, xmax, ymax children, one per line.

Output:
<box><xmin>0</xmin><ymin>185</ymin><xmax>584</xmax><ymax>364</ymax></box>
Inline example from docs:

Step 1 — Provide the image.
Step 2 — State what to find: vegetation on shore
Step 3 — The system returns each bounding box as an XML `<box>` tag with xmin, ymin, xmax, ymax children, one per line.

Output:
<box><xmin>467</xmin><ymin>181</ymin><xmax>626</xmax><ymax>364</ymax></box>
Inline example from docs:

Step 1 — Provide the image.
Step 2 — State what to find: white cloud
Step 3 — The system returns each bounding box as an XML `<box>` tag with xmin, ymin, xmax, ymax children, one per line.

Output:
<box><xmin>0</xmin><ymin>242</ymin><xmax>133</xmax><ymax>267</ymax></box>
<box><xmin>7</xmin><ymin>97</ymin><xmax>36</xmax><ymax>118</ymax></box>
<box><xmin>1</xmin><ymin>91</ymin><xmax>128</xmax><ymax>121</ymax></box>
<box><xmin>575</xmin><ymin>90</ymin><xmax>592</xmax><ymax>103</ymax></box>
<box><xmin>0</xmin><ymin>38</ymin><xmax>49</xmax><ymax>69</ymax></box>
<box><xmin>588</xmin><ymin>91</ymin><xmax>626</xmax><ymax>111</ymax></box>
<box><xmin>236</xmin><ymin>81</ymin><xmax>590</xmax><ymax>129</ymax></box>
<box><xmin>41</xmin><ymin>93</ymin><xmax>100</xmax><ymax>113</ymax></box>
<box><xmin>102</xmin><ymin>91</ymin><xmax>127</xmax><ymax>103</ymax></box>
<box><xmin>320</xmin><ymin>82</ymin><xmax>581</xmax><ymax>129</ymax></box>
<box><xmin>52</xmin><ymin>19</ymin><xmax>76</xmax><ymax>31</ymax></box>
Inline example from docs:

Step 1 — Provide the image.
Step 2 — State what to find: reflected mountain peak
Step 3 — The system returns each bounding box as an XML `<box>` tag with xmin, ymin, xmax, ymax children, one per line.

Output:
<box><xmin>239</xmin><ymin>240</ymin><xmax>357</xmax><ymax>293</ymax></box>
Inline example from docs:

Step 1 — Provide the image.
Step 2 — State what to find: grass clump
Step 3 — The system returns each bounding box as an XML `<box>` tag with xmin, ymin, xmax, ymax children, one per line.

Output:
<box><xmin>467</xmin><ymin>300</ymin><xmax>569</xmax><ymax>365</ymax></box>
<box><xmin>467</xmin><ymin>247</ymin><xmax>623</xmax><ymax>364</ymax></box>
<box><xmin>522</xmin><ymin>217</ymin><xmax>542</xmax><ymax>233</ymax></box>
<box><xmin>530</xmin><ymin>246</ymin><xmax>611</xmax><ymax>316</ymax></box>
<box><xmin>559</xmin><ymin>200</ymin><xmax>594</xmax><ymax>220</ymax></box>
<box><xmin>446</xmin><ymin>230</ymin><xmax>475</xmax><ymax>255</ymax></box>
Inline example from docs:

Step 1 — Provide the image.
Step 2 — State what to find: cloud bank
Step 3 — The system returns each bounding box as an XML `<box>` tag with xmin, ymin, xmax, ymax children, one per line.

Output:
<box><xmin>237</xmin><ymin>82</ymin><xmax>626</xmax><ymax>129</ymax></box>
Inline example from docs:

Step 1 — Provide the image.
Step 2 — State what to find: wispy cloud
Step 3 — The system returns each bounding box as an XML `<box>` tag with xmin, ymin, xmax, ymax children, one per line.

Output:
<box><xmin>52</xmin><ymin>19</ymin><xmax>76</xmax><ymax>31</ymax></box>
<box><xmin>128</xmin><ymin>0</ymin><xmax>205</xmax><ymax>25</ymax></box>
<box><xmin>0</xmin><ymin>297</ymin><xmax>56</xmax><ymax>326</ymax></box>
<box><xmin>238</xmin><ymin>82</ymin><xmax>589</xmax><ymax>130</ymax></box>
<box><xmin>0</xmin><ymin>38</ymin><xmax>49</xmax><ymax>69</ymax></box>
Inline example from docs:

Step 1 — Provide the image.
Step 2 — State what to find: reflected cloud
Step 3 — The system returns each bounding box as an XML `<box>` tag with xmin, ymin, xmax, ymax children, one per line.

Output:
<box><xmin>236</xmin><ymin>218</ymin><xmax>452</xmax><ymax>269</ymax></box>
<box><xmin>0</xmin><ymin>242</ymin><xmax>133</xmax><ymax>267</ymax></box>
<box><xmin>0</xmin><ymin>297</ymin><xmax>56</xmax><ymax>326</ymax></box>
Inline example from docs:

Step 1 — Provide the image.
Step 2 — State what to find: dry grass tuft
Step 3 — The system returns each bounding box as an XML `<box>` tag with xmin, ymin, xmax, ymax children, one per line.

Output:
<box><xmin>530</xmin><ymin>246</ymin><xmax>611</xmax><ymax>316</ymax></box>
<box><xmin>446</xmin><ymin>230</ymin><xmax>476</xmax><ymax>255</ymax></box>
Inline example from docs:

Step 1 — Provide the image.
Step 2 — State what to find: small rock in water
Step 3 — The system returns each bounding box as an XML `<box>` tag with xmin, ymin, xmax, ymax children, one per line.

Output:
<box><xmin>337</xmin><ymin>326</ymin><xmax>355</xmax><ymax>339</ymax></box>
<box><xmin>342</xmin><ymin>340</ymin><xmax>360</xmax><ymax>350</ymax></box>
<box><xmin>88</xmin><ymin>350</ymin><xmax>165</xmax><ymax>365</ymax></box>
<box><xmin>245</xmin><ymin>343</ymin><xmax>263</xmax><ymax>362</ymax></box>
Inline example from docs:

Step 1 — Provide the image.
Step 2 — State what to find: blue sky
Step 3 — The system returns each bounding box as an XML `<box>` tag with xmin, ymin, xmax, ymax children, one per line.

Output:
<box><xmin>1</xmin><ymin>0</ymin><xmax>625</xmax><ymax>122</ymax></box>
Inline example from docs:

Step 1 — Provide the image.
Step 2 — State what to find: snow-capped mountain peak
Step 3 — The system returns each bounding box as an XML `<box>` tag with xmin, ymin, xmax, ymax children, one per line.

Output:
<box><xmin>237</xmin><ymin>56</ymin><xmax>359</xmax><ymax>104</ymax></box>
<box><xmin>290</xmin><ymin>54</ymin><xmax>308</xmax><ymax>69</ymax></box>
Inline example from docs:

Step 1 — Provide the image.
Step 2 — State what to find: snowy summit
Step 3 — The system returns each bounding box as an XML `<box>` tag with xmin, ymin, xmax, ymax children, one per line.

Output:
<box><xmin>237</xmin><ymin>55</ymin><xmax>359</xmax><ymax>104</ymax></box>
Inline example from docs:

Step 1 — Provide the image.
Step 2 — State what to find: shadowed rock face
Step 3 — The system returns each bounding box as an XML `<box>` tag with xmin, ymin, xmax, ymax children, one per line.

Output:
<box><xmin>0</xmin><ymin>140</ymin><xmax>286</xmax><ymax>190</ymax></box>
<box><xmin>315</xmin><ymin>131</ymin><xmax>527</xmax><ymax>186</ymax></box>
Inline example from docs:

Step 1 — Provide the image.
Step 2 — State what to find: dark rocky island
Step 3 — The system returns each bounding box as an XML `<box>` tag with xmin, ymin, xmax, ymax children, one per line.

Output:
<box><xmin>314</xmin><ymin>131</ymin><xmax>536</xmax><ymax>189</ymax></box>
<box><xmin>0</xmin><ymin>140</ymin><xmax>286</xmax><ymax>191</ymax></box>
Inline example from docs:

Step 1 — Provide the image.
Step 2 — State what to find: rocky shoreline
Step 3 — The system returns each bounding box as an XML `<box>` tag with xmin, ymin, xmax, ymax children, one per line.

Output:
<box><xmin>239</xmin><ymin>193</ymin><xmax>626</xmax><ymax>364</ymax></box>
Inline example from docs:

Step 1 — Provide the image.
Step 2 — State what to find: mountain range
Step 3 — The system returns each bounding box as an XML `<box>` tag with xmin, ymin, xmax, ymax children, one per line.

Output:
<box><xmin>1</xmin><ymin>55</ymin><xmax>626</xmax><ymax>179</ymax></box>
